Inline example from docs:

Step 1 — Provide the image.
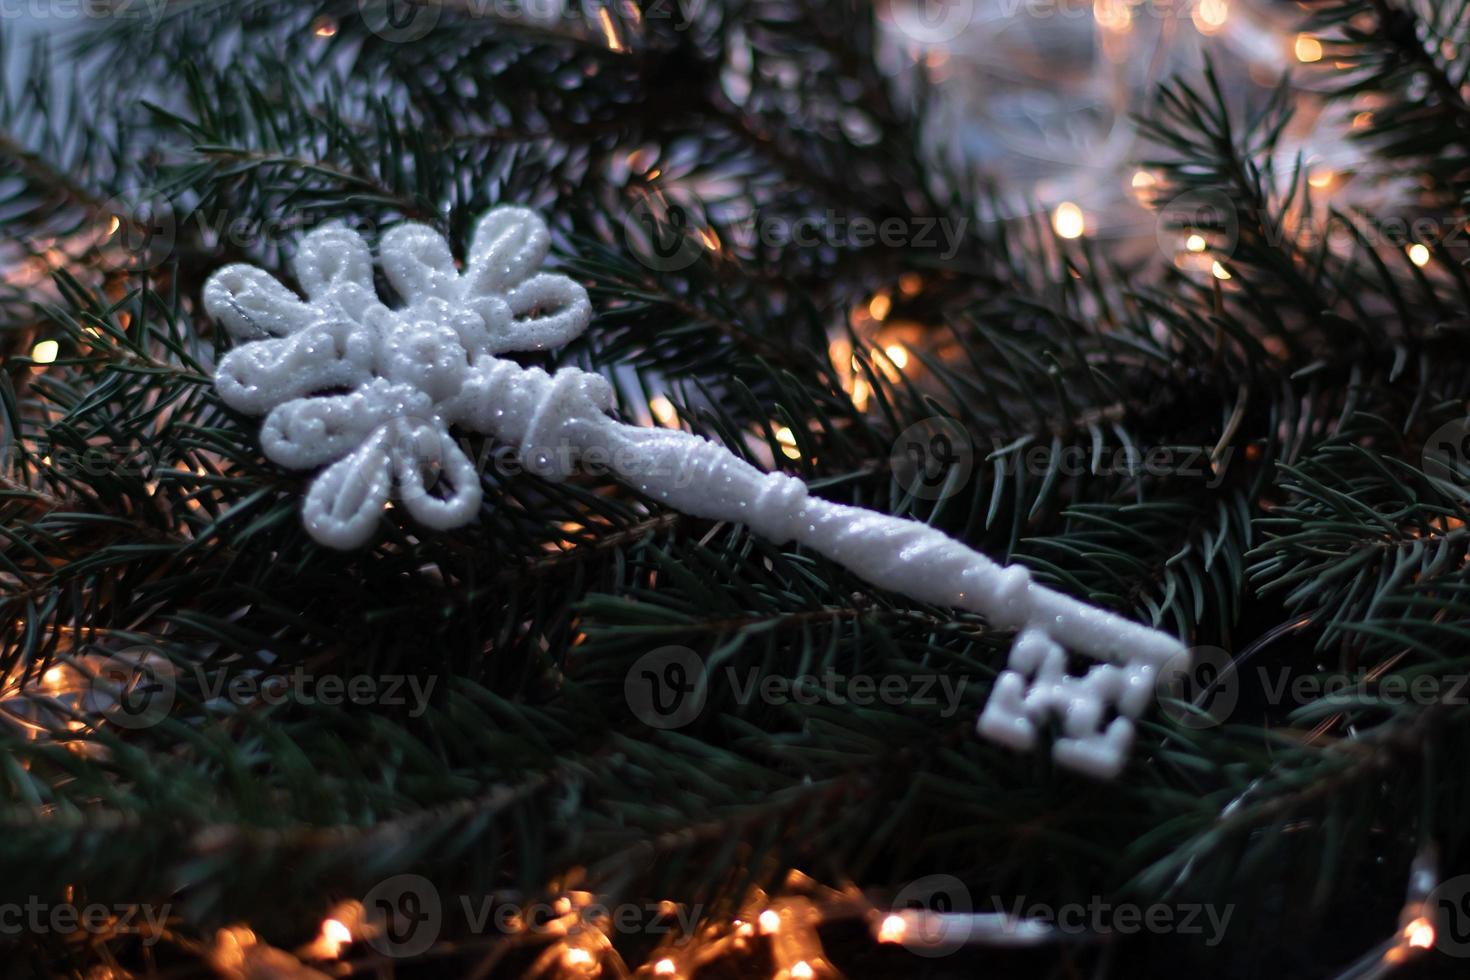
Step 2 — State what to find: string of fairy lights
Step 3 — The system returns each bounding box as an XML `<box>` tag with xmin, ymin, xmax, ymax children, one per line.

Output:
<box><xmin>194</xmin><ymin>858</ymin><xmax>1448</xmax><ymax>978</ymax></box>
<box><xmin>200</xmin><ymin>871</ymin><xmax>1078</xmax><ymax>979</ymax></box>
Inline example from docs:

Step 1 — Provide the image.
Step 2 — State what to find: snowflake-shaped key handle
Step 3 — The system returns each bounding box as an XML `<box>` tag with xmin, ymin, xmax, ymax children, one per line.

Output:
<box><xmin>204</xmin><ymin>205</ymin><xmax>1185</xmax><ymax>778</ymax></box>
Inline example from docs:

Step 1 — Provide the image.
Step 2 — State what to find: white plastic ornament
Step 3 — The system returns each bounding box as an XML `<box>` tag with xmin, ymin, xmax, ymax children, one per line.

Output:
<box><xmin>203</xmin><ymin>205</ymin><xmax>1186</xmax><ymax>778</ymax></box>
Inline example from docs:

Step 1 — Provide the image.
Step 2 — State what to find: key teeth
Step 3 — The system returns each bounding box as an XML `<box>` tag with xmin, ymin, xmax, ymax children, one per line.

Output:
<box><xmin>976</xmin><ymin>630</ymin><xmax>1157</xmax><ymax>779</ymax></box>
<box><xmin>976</xmin><ymin>670</ymin><xmax>1037</xmax><ymax>750</ymax></box>
<box><xmin>1053</xmin><ymin>718</ymin><xmax>1133</xmax><ymax>780</ymax></box>
<box><xmin>1116</xmin><ymin>663</ymin><xmax>1158</xmax><ymax>718</ymax></box>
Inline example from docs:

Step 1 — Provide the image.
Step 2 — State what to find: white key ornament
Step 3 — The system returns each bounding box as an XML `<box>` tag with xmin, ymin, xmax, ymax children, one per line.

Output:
<box><xmin>203</xmin><ymin>205</ymin><xmax>1185</xmax><ymax>778</ymax></box>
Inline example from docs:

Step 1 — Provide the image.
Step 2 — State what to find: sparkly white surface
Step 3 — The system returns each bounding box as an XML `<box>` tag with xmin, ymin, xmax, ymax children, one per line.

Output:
<box><xmin>203</xmin><ymin>207</ymin><xmax>593</xmax><ymax>548</ymax></box>
<box><xmin>204</xmin><ymin>206</ymin><xmax>1185</xmax><ymax>777</ymax></box>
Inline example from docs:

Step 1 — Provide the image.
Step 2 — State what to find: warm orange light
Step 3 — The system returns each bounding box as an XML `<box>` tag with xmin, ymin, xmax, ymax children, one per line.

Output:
<box><xmin>868</xmin><ymin>293</ymin><xmax>892</xmax><ymax>321</ymax></box>
<box><xmin>1295</xmin><ymin>34</ymin><xmax>1323</xmax><ymax>62</ymax></box>
<box><xmin>597</xmin><ymin>7</ymin><xmax>623</xmax><ymax>50</ymax></box>
<box><xmin>1193</xmin><ymin>0</ymin><xmax>1228</xmax><ymax>34</ymax></box>
<box><xmin>1131</xmin><ymin>170</ymin><xmax>1156</xmax><ymax>189</ymax></box>
<box><xmin>650</xmin><ymin>396</ymin><xmax>677</xmax><ymax>426</ymax></box>
<box><xmin>883</xmin><ymin>344</ymin><xmax>909</xmax><ymax>370</ymax></box>
<box><xmin>758</xmin><ymin>909</ymin><xmax>781</xmax><ymax>934</ymax></box>
<box><xmin>1094</xmin><ymin>0</ymin><xmax>1132</xmax><ymax>32</ymax></box>
<box><xmin>1186</xmin><ymin>234</ymin><xmax>1207</xmax><ymax>253</ymax></box>
<box><xmin>319</xmin><ymin>919</ymin><xmax>352</xmax><ymax>958</ymax></box>
<box><xmin>212</xmin><ymin>926</ymin><xmax>257</xmax><ymax>970</ymax></box>
<box><xmin>31</xmin><ymin>340</ymin><xmax>59</xmax><ymax>365</ymax></box>
<box><xmin>1053</xmin><ymin>202</ymin><xmax>1085</xmax><ymax>239</ymax></box>
<box><xmin>1308</xmin><ymin>169</ymin><xmax>1334</xmax><ymax>189</ymax></box>
<box><xmin>877</xmin><ymin>914</ymin><xmax>906</xmax><ymax>943</ymax></box>
<box><xmin>1405</xmin><ymin>917</ymin><xmax>1435</xmax><ymax>949</ymax></box>
<box><xmin>564</xmin><ymin>946</ymin><xmax>595</xmax><ymax>967</ymax></box>
<box><xmin>791</xmin><ymin>962</ymin><xmax>815</xmax><ymax>979</ymax></box>
<box><xmin>626</xmin><ymin>149</ymin><xmax>656</xmax><ymax>172</ymax></box>
<box><xmin>654</xmin><ymin>959</ymin><xmax>677</xmax><ymax>975</ymax></box>
<box><xmin>774</xmin><ymin>426</ymin><xmax>801</xmax><ymax>460</ymax></box>
<box><xmin>312</xmin><ymin>17</ymin><xmax>338</xmax><ymax>37</ymax></box>
<box><xmin>1211</xmin><ymin>261</ymin><xmax>1232</xmax><ymax>280</ymax></box>
<box><xmin>1408</xmin><ymin>243</ymin><xmax>1431</xmax><ymax>267</ymax></box>
<box><xmin>830</xmin><ymin>338</ymin><xmax>872</xmax><ymax>410</ymax></box>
